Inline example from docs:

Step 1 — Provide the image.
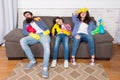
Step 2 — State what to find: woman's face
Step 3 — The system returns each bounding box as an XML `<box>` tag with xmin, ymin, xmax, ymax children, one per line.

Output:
<box><xmin>56</xmin><ymin>19</ymin><xmax>63</xmax><ymax>25</ymax></box>
<box><xmin>80</xmin><ymin>12</ymin><xmax>87</xmax><ymax>18</ymax></box>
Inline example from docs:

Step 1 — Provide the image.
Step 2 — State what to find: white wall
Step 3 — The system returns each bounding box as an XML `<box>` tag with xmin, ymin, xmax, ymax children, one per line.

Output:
<box><xmin>17</xmin><ymin>0</ymin><xmax>120</xmax><ymax>43</ymax></box>
<box><xmin>18</xmin><ymin>0</ymin><xmax>120</xmax><ymax>8</ymax></box>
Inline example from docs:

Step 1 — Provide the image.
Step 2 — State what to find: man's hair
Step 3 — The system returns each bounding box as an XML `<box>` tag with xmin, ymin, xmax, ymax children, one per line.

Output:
<box><xmin>23</xmin><ymin>11</ymin><xmax>33</xmax><ymax>16</ymax></box>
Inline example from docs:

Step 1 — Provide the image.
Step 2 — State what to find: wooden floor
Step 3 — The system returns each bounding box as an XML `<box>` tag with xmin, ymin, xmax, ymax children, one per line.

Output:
<box><xmin>0</xmin><ymin>45</ymin><xmax>120</xmax><ymax>80</ymax></box>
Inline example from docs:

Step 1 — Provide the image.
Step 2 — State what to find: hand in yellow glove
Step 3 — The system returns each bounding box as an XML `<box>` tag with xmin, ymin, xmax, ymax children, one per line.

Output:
<box><xmin>29</xmin><ymin>33</ymin><xmax>40</xmax><ymax>40</ymax></box>
<box><xmin>34</xmin><ymin>17</ymin><xmax>41</xmax><ymax>21</ymax></box>
<box><xmin>43</xmin><ymin>30</ymin><xmax>50</xmax><ymax>35</ymax></box>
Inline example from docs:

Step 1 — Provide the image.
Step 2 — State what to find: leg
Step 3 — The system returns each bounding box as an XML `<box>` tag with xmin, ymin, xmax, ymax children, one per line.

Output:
<box><xmin>62</xmin><ymin>34</ymin><xmax>69</xmax><ymax>68</ymax></box>
<box><xmin>71</xmin><ymin>34</ymin><xmax>81</xmax><ymax>56</ymax></box>
<box><xmin>20</xmin><ymin>36</ymin><xmax>38</xmax><ymax>69</ymax></box>
<box><xmin>39</xmin><ymin>35</ymin><xmax>50</xmax><ymax>68</ymax></box>
<box><xmin>82</xmin><ymin>34</ymin><xmax>95</xmax><ymax>56</ymax></box>
<box><xmin>62</xmin><ymin>35</ymin><xmax>69</xmax><ymax>60</ymax></box>
<box><xmin>51</xmin><ymin>34</ymin><xmax>61</xmax><ymax>67</ymax></box>
<box><xmin>39</xmin><ymin>34</ymin><xmax>50</xmax><ymax>78</ymax></box>
<box><xmin>82</xmin><ymin>34</ymin><xmax>95</xmax><ymax>65</ymax></box>
<box><xmin>52</xmin><ymin>35</ymin><xmax>61</xmax><ymax>60</ymax></box>
<box><xmin>71</xmin><ymin>34</ymin><xmax>81</xmax><ymax>65</ymax></box>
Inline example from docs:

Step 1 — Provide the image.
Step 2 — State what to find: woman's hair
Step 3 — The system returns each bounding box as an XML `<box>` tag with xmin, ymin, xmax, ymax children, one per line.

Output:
<box><xmin>77</xmin><ymin>11</ymin><xmax>96</xmax><ymax>25</ymax></box>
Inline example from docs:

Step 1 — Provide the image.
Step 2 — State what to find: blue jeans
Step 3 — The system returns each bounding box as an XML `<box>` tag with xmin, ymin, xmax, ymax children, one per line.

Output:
<box><xmin>53</xmin><ymin>34</ymin><xmax>69</xmax><ymax>60</ymax></box>
<box><xmin>20</xmin><ymin>34</ymin><xmax>50</xmax><ymax>68</ymax></box>
<box><xmin>72</xmin><ymin>33</ymin><xmax>95</xmax><ymax>56</ymax></box>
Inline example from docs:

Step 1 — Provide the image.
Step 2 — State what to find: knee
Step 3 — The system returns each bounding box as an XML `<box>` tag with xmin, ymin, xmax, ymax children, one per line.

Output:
<box><xmin>75</xmin><ymin>35</ymin><xmax>81</xmax><ymax>39</ymax></box>
<box><xmin>20</xmin><ymin>38</ymin><xmax>26</xmax><ymax>45</ymax></box>
<box><xmin>88</xmin><ymin>37</ymin><xmax>94</xmax><ymax>42</ymax></box>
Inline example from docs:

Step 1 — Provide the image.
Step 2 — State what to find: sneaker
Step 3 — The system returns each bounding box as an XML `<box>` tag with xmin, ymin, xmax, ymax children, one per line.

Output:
<box><xmin>24</xmin><ymin>61</ymin><xmax>37</xmax><ymax>69</ymax></box>
<box><xmin>42</xmin><ymin>69</ymin><xmax>48</xmax><ymax>78</ymax></box>
<box><xmin>51</xmin><ymin>60</ymin><xmax>57</xmax><ymax>68</ymax></box>
<box><xmin>70</xmin><ymin>56</ymin><xmax>76</xmax><ymax>65</ymax></box>
<box><xmin>64</xmin><ymin>60</ymin><xmax>69</xmax><ymax>68</ymax></box>
<box><xmin>90</xmin><ymin>58</ymin><xmax>95</xmax><ymax>66</ymax></box>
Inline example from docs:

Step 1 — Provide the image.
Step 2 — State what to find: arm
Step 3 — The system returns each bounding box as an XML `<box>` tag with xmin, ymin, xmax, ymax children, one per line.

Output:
<box><xmin>22</xmin><ymin>23</ymin><xmax>29</xmax><ymax>36</ymax></box>
<box><xmin>51</xmin><ymin>24</ymin><xmax>58</xmax><ymax>36</ymax></box>
<box><xmin>62</xmin><ymin>24</ymin><xmax>72</xmax><ymax>36</ymax></box>
<box><xmin>88</xmin><ymin>21</ymin><xmax>97</xmax><ymax>34</ymax></box>
<box><xmin>40</xmin><ymin>20</ymin><xmax>50</xmax><ymax>30</ymax></box>
<box><xmin>39</xmin><ymin>20</ymin><xmax>50</xmax><ymax>35</ymax></box>
<box><xmin>72</xmin><ymin>11</ymin><xmax>79</xmax><ymax>24</ymax></box>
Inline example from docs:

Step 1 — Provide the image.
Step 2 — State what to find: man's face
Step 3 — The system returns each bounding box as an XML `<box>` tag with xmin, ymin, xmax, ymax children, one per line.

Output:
<box><xmin>24</xmin><ymin>13</ymin><xmax>33</xmax><ymax>19</ymax></box>
<box><xmin>24</xmin><ymin>13</ymin><xmax>33</xmax><ymax>23</ymax></box>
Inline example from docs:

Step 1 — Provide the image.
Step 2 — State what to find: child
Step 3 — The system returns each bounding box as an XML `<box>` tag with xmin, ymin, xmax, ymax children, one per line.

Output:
<box><xmin>51</xmin><ymin>17</ymin><xmax>71</xmax><ymax>68</ymax></box>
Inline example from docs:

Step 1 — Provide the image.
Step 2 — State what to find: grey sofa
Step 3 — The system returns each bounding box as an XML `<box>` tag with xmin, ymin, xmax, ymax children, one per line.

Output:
<box><xmin>4</xmin><ymin>16</ymin><xmax>114</xmax><ymax>60</ymax></box>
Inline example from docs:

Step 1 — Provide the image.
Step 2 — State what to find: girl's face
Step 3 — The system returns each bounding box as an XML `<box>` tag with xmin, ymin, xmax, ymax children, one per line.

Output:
<box><xmin>80</xmin><ymin>12</ymin><xmax>87</xmax><ymax>18</ymax></box>
<box><xmin>56</xmin><ymin>19</ymin><xmax>63</xmax><ymax>25</ymax></box>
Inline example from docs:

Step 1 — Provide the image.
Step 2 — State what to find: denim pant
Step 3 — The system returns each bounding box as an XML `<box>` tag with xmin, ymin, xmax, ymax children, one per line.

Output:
<box><xmin>72</xmin><ymin>33</ymin><xmax>95</xmax><ymax>56</ymax></box>
<box><xmin>53</xmin><ymin>34</ymin><xmax>69</xmax><ymax>60</ymax></box>
<box><xmin>20</xmin><ymin>34</ymin><xmax>50</xmax><ymax>68</ymax></box>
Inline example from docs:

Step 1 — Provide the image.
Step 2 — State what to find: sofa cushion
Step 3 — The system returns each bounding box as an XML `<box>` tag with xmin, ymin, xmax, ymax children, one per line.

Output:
<box><xmin>4</xmin><ymin>28</ymin><xmax>24</xmax><ymax>42</ymax></box>
<box><xmin>93</xmin><ymin>31</ymin><xmax>114</xmax><ymax>44</ymax></box>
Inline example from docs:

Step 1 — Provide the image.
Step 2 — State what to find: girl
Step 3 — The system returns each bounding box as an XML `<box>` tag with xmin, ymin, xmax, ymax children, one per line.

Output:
<box><xmin>51</xmin><ymin>17</ymin><xmax>71</xmax><ymax>68</ymax></box>
<box><xmin>70</xmin><ymin>8</ymin><xmax>97</xmax><ymax>66</ymax></box>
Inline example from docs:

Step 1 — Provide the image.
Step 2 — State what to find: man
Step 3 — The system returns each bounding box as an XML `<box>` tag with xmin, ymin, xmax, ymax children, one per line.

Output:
<box><xmin>20</xmin><ymin>11</ymin><xmax>50</xmax><ymax>78</ymax></box>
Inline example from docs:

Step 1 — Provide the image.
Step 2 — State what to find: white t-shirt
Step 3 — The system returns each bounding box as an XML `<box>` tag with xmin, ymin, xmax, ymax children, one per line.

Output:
<box><xmin>30</xmin><ymin>22</ymin><xmax>44</xmax><ymax>33</ymax></box>
<box><xmin>77</xmin><ymin>22</ymin><xmax>88</xmax><ymax>34</ymax></box>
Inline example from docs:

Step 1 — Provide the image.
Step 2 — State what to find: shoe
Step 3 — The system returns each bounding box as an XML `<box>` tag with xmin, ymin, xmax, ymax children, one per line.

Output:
<box><xmin>51</xmin><ymin>60</ymin><xmax>57</xmax><ymax>68</ymax></box>
<box><xmin>70</xmin><ymin>56</ymin><xmax>76</xmax><ymax>65</ymax></box>
<box><xmin>90</xmin><ymin>58</ymin><xmax>95</xmax><ymax>66</ymax></box>
<box><xmin>64</xmin><ymin>60</ymin><xmax>69</xmax><ymax>68</ymax></box>
<box><xmin>42</xmin><ymin>69</ymin><xmax>48</xmax><ymax>78</ymax></box>
<box><xmin>24</xmin><ymin>61</ymin><xmax>37</xmax><ymax>69</ymax></box>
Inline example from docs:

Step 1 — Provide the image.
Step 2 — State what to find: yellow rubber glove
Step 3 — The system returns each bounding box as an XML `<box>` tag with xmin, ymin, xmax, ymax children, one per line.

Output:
<box><xmin>29</xmin><ymin>33</ymin><xmax>40</xmax><ymax>40</ymax></box>
<box><xmin>43</xmin><ymin>30</ymin><xmax>50</xmax><ymax>35</ymax></box>
<box><xmin>62</xmin><ymin>30</ymin><xmax>71</xmax><ymax>36</ymax></box>
<box><xmin>34</xmin><ymin>17</ymin><xmax>41</xmax><ymax>21</ymax></box>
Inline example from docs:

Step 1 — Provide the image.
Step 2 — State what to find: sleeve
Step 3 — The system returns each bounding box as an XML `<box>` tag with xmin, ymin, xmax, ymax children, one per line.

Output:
<box><xmin>66</xmin><ymin>24</ymin><xmax>72</xmax><ymax>31</ymax></box>
<box><xmin>88</xmin><ymin>21</ymin><xmax>97</xmax><ymax>33</ymax></box>
<box><xmin>72</xmin><ymin>14</ymin><xmax>79</xmax><ymax>24</ymax></box>
<box><xmin>40</xmin><ymin>20</ymin><xmax>50</xmax><ymax>30</ymax></box>
<box><xmin>51</xmin><ymin>24</ymin><xmax>57</xmax><ymax>35</ymax></box>
<box><xmin>22</xmin><ymin>23</ymin><xmax>29</xmax><ymax>36</ymax></box>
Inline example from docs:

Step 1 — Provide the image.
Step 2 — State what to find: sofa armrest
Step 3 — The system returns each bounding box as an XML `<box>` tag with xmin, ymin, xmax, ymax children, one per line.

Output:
<box><xmin>93</xmin><ymin>31</ymin><xmax>114</xmax><ymax>44</ymax></box>
<box><xmin>4</xmin><ymin>28</ymin><xmax>24</xmax><ymax>42</ymax></box>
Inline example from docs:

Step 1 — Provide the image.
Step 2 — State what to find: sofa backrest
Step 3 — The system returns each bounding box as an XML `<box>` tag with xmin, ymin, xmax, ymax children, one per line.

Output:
<box><xmin>35</xmin><ymin>16</ymin><xmax>74</xmax><ymax>29</ymax></box>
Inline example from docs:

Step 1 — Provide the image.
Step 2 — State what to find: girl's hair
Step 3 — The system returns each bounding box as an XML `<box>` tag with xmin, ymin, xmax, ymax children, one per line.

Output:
<box><xmin>53</xmin><ymin>17</ymin><xmax>64</xmax><ymax>24</ymax></box>
<box><xmin>77</xmin><ymin>11</ymin><xmax>96</xmax><ymax>25</ymax></box>
<box><xmin>50</xmin><ymin>17</ymin><xmax>64</xmax><ymax>36</ymax></box>
<box><xmin>53</xmin><ymin>17</ymin><xmax>64</xmax><ymax>28</ymax></box>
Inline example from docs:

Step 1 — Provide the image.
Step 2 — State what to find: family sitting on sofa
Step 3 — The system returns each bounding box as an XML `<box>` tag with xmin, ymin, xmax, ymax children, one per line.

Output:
<box><xmin>20</xmin><ymin>8</ymin><xmax>98</xmax><ymax>78</ymax></box>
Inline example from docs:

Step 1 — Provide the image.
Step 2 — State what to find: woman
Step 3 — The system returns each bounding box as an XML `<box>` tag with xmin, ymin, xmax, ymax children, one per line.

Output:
<box><xmin>51</xmin><ymin>17</ymin><xmax>71</xmax><ymax>68</ymax></box>
<box><xmin>70</xmin><ymin>8</ymin><xmax>96</xmax><ymax>66</ymax></box>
